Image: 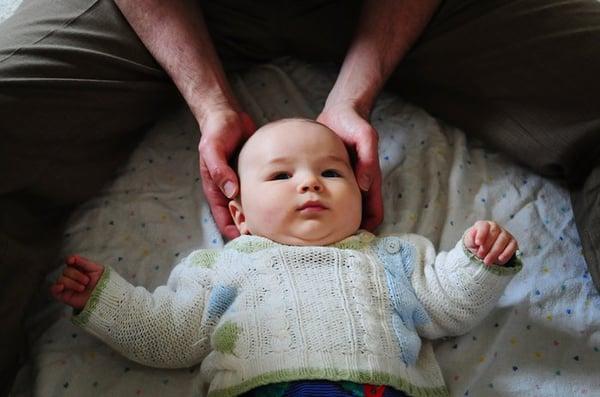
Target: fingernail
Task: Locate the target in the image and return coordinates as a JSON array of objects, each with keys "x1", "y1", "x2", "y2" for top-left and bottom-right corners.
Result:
[
  {"x1": 223, "y1": 181, "x2": 235, "y2": 198},
  {"x1": 359, "y1": 174, "x2": 372, "y2": 190}
]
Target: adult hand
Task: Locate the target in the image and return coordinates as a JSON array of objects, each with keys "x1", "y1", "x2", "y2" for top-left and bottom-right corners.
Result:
[
  {"x1": 317, "y1": 102, "x2": 383, "y2": 232},
  {"x1": 198, "y1": 108, "x2": 256, "y2": 240}
]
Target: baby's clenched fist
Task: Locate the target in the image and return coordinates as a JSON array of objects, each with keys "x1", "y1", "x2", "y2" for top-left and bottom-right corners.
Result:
[{"x1": 464, "y1": 221, "x2": 518, "y2": 266}]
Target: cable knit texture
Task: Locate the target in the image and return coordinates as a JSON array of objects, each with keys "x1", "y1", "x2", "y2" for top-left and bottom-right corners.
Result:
[{"x1": 72, "y1": 231, "x2": 522, "y2": 397}]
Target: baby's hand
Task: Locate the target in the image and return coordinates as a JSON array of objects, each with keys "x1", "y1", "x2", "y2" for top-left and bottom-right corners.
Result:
[
  {"x1": 50, "y1": 255, "x2": 104, "y2": 310},
  {"x1": 464, "y1": 221, "x2": 518, "y2": 266}
]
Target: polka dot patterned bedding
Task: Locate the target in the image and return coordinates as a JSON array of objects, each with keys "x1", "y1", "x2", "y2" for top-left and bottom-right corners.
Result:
[{"x1": 9, "y1": 59, "x2": 600, "y2": 397}]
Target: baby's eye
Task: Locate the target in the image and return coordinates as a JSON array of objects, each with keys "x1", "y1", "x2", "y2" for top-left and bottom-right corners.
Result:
[
  {"x1": 322, "y1": 169, "x2": 341, "y2": 178},
  {"x1": 271, "y1": 172, "x2": 291, "y2": 180}
]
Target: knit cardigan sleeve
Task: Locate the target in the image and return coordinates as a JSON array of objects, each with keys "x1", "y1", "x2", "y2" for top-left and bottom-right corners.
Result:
[
  {"x1": 403, "y1": 233, "x2": 522, "y2": 340},
  {"x1": 72, "y1": 249, "x2": 220, "y2": 368}
]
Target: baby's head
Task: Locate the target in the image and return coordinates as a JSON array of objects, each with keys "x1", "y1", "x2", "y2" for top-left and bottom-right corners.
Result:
[{"x1": 228, "y1": 118, "x2": 362, "y2": 246}]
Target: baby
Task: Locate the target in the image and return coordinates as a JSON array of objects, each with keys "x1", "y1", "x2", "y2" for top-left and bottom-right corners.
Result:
[{"x1": 51, "y1": 118, "x2": 521, "y2": 397}]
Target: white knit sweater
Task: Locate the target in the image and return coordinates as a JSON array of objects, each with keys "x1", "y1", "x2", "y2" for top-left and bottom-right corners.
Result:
[{"x1": 73, "y1": 231, "x2": 522, "y2": 397}]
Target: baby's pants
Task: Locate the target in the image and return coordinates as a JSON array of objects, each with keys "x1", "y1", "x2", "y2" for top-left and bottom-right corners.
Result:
[
  {"x1": 241, "y1": 380, "x2": 411, "y2": 397},
  {"x1": 1, "y1": 0, "x2": 599, "y2": 393}
]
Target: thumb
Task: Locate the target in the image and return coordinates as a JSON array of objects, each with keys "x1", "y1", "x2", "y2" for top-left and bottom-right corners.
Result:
[
  {"x1": 201, "y1": 146, "x2": 239, "y2": 199},
  {"x1": 354, "y1": 125, "x2": 379, "y2": 192},
  {"x1": 463, "y1": 227, "x2": 478, "y2": 250}
]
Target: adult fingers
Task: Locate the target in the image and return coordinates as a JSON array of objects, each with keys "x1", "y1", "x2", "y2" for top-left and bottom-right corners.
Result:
[
  {"x1": 361, "y1": 171, "x2": 384, "y2": 231},
  {"x1": 316, "y1": 108, "x2": 379, "y2": 191},
  {"x1": 199, "y1": 141, "x2": 239, "y2": 200},
  {"x1": 240, "y1": 112, "x2": 257, "y2": 138},
  {"x1": 353, "y1": 123, "x2": 380, "y2": 192},
  {"x1": 197, "y1": 110, "x2": 255, "y2": 199},
  {"x1": 200, "y1": 156, "x2": 241, "y2": 239}
]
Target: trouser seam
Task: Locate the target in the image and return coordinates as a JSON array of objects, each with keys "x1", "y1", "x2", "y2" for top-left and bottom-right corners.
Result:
[{"x1": 0, "y1": 0, "x2": 100, "y2": 64}]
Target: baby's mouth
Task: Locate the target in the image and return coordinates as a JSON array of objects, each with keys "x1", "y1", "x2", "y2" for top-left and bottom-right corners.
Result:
[{"x1": 297, "y1": 201, "x2": 328, "y2": 212}]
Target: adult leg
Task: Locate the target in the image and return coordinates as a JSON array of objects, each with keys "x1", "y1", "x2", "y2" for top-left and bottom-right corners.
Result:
[
  {"x1": 0, "y1": 0, "x2": 178, "y2": 392},
  {"x1": 392, "y1": 0, "x2": 600, "y2": 289},
  {"x1": 200, "y1": 0, "x2": 363, "y2": 68}
]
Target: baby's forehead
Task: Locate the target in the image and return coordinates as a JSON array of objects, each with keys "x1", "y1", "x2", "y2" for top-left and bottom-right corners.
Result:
[
  {"x1": 238, "y1": 118, "x2": 346, "y2": 160},
  {"x1": 253, "y1": 118, "x2": 334, "y2": 140}
]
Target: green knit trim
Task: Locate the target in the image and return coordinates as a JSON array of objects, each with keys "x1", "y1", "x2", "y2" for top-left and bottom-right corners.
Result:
[
  {"x1": 225, "y1": 231, "x2": 376, "y2": 254},
  {"x1": 225, "y1": 237, "x2": 275, "y2": 253},
  {"x1": 187, "y1": 249, "x2": 220, "y2": 268},
  {"x1": 461, "y1": 242, "x2": 523, "y2": 276},
  {"x1": 332, "y1": 231, "x2": 376, "y2": 250},
  {"x1": 207, "y1": 368, "x2": 449, "y2": 397},
  {"x1": 213, "y1": 321, "x2": 240, "y2": 354},
  {"x1": 71, "y1": 266, "x2": 113, "y2": 328}
]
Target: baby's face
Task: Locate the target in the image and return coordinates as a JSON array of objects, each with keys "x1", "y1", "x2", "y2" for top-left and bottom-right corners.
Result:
[{"x1": 229, "y1": 119, "x2": 362, "y2": 246}]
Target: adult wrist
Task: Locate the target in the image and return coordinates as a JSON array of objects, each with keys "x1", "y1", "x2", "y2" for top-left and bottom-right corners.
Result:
[
  {"x1": 322, "y1": 95, "x2": 373, "y2": 120},
  {"x1": 190, "y1": 95, "x2": 239, "y2": 128}
]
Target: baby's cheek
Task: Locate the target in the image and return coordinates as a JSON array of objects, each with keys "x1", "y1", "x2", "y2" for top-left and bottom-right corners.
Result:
[{"x1": 258, "y1": 204, "x2": 287, "y2": 225}]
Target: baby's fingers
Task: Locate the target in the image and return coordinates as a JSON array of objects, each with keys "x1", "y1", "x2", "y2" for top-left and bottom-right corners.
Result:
[
  {"x1": 484, "y1": 232, "x2": 510, "y2": 265},
  {"x1": 50, "y1": 283, "x2": 64, "y2": 299},
  {"x1": 58, "y1": 275, "x2": 86, "y2": 292},
  {"x1": 64, "y1": 267, "x2": 89, "y2": 285},
  {"x1": 474, "y1": 221, "x2": 490, "y2": 246},
  {"x1": 498, "y1": 240, "x2": 519, "y2": 265},
  {"x1": 463, "y1": 227, "x2": 478, "y2": 251},
  {"x1": 66, "y1": 255, "x2": 101, "y2": 273},
  {"x1": 479, "y1": 223, "x2": 501, "y2": 258}
]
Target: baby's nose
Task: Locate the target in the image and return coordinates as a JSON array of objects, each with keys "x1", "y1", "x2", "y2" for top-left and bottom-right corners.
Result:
[
  {"x1": 299, "y1": 175, "x2": 323, "y2": 192},
  {"x1": 301, "y1": 183, "x2": 322, "y2": 192}
]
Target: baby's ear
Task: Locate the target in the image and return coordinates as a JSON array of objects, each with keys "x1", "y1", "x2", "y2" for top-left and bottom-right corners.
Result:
[{"x1": 228, "y1": 200, "x2": 249, "y2": 235}]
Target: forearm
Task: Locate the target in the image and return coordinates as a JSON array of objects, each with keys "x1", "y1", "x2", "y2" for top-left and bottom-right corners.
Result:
[
  {"x1": 327, "y1": 0, "x2": 441, "y2": 116},
  {"x1": 73, "y1": 266, "x2": 212, "y2": 368},
  {"x1": 412, "y1": 238, "x2": 522, "y2": 338},
  {"x1": 114, "y1": 0, "x2": 237, "y2": 123}
]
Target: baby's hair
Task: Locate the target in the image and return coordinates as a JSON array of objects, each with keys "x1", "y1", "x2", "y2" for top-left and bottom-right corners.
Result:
[
  {"x1": 257, "y1": 117, "x2": 326, "y2": 131},
  {"x1": 229, "y1": 117, "x2": 357, "y2": 178}
]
